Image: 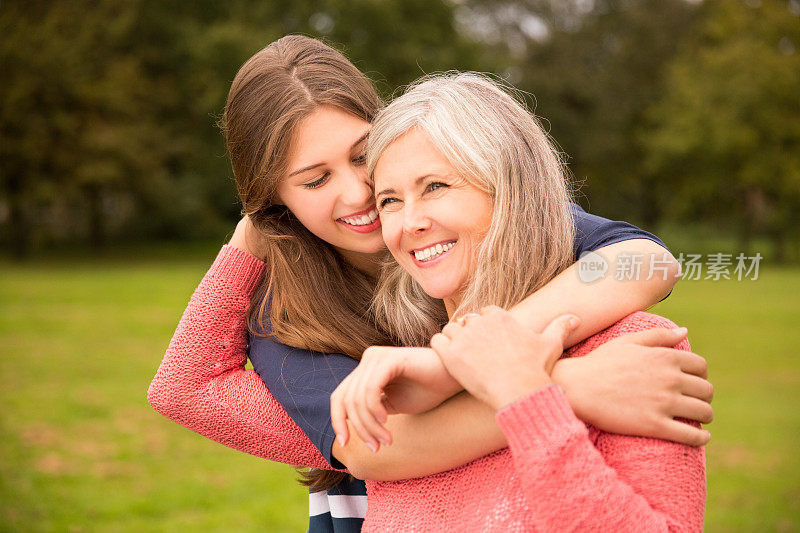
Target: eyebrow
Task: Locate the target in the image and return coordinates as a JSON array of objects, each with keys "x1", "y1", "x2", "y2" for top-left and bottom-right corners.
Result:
[
  {"x1": 375, "y1": 175, "x2": 432, "y2": 198},
  {"x1": 287, "y1": 132, "x2": 370, "y2": 177}
]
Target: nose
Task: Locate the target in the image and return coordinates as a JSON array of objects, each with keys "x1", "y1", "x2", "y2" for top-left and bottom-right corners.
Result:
[
  {"x1": 402, "y1": 200, "x2": 432, "y2": 235},
  {"x1": 339, "y1": 165, "x2": 374, "y2": 208}
]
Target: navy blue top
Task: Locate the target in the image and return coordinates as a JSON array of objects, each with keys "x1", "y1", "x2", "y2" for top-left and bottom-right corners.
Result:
[{"x1": 247, "y1": 205, "x2": 667, "y2": 532}]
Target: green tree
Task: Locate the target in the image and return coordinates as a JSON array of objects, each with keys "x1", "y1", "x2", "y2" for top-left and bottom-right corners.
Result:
[
  {"x1": 1, "y1": 0, "x2": 481, "y2": 255},
  {"x1": 644, "y1": 0, "x2": 800, "y2": 259},
  {"x1": 456, "y1": 0, "x2": 700, "y2": 227}
]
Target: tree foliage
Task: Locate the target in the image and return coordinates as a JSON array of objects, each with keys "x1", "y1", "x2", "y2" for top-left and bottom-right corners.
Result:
[
  {"x1": 0, "y1": 0, "x2": 480, "y2": 255},
  {"x1": 643, "y1": 0, "x2": 800, "y2": 256},
  {"x1": 2, "y1": 0, "x2": 798, "y2": 258}
]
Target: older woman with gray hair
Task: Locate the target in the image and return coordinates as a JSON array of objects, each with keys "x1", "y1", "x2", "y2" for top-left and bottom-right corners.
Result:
[{"x1": 331, "y1": 72, "x2": 706, "y2": 531}]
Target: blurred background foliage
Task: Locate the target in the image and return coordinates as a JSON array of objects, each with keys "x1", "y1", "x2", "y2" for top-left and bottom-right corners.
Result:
[
  {"x1": 2, "y1": 0, "x2": 799, "y2": 259},
  {"x1": 2, "y1": 2, "x2": 800, "y2": 531}
]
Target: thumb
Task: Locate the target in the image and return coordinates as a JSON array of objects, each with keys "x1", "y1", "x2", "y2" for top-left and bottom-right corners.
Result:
[{"x1": 541, "y1": 314, "x2": 581, "y2": 348}]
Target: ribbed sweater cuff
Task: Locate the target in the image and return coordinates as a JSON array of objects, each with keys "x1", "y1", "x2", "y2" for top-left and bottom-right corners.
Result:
[
  {"x1": 496, "y1": 384, "x2": 584, "y2": 450},
  {"x1": 207, "y1": 245, "x2": 266, "y2": 294}
]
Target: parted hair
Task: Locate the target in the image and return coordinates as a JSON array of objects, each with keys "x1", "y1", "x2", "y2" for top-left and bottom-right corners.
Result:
[
  {"x1": 220, "y1": 35, "x2": 389, "y2": 491},
  {"x1": 368, "y1": 72, "x2": 576, "y2": 346}
]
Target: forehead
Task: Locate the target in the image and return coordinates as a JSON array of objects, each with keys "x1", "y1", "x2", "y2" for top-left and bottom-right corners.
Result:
[
  {"x1": 373, "y1": 128, "x2": 455, "y2": 189},
  {"x1": 288, "y1": 105, "x2": 370, "y2": 169}
]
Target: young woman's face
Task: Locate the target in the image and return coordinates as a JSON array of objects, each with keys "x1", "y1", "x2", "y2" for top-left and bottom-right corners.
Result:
[
  {"x1": 278, "y1": 105, "x2": 385, "y2": 260},
  {"x1": 373, "y1": 128, "x2": 493, "y2": 311}
]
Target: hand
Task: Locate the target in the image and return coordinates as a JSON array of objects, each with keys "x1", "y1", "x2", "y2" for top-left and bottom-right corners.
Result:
[
  {"x1": 228, "y1": 215, "x2": 268, "y2": 260},
  {"x1": 551, "y1": 327, "x2": 714, "y2": 446},
  {"x1": 431, "y1": 306, "x2": 580, "y2": 410},
  {"x1": 330, "y1": 346, "x2": 461, "y2": 452}
]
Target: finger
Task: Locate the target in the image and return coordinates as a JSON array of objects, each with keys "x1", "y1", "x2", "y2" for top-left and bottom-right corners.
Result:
[
  {"x1": 359, "y1": 366, "x2": 394, "y2": 445},
  {"x1": 431, "y1": 332, "x2": 453, "y2": 351},
  {"x1": 381, "y1": 393, "x2": 399, "y2": 415},
  {"x1": 679, "y1": 374, "x2": 714, "y2": 403},
  {"x1": 616, "y1": 327, "x2": 688, "y2": 348},
  {"x1": 459, "y1": 313, "x2": 481, "y2": 326},
  {"x1": 346, "y1": 361, "x2": 392, "y2": 447},
  {"x1": 330, "y1": 376, "x2": 354, "y2": 447},
  {"x1": 344, "y1": 392, "x2": 380, "y2": 453},
  {"x1": 478, "y1": 305, "x2": 504, "y2": 315},
  {"x1": 656, "y1": 419, "x2": 711, "y2": 447},
  {"x1": 675, "y1": 350, "x2": 708, "y2": 379},
  {"x1": 672, "y1": 396, "x2": 714, "y2": 425},
  {"x1": 541, "y1": 314, "x2": 581, "y2": 347},
  {"x1": 356, "y1": 389, "x2": 392, "y2": 447},
  {"x1": 441, "y1": 320, "x2": 464, "y2": 340}
]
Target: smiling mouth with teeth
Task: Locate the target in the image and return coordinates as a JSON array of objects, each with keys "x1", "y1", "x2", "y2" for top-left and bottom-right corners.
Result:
[
  {"x1": 339, "y1": 209, "x2": 379, "y2": 226},
  {"x1": 412, "y1": 241, "x2": 457, "y2": 262}
]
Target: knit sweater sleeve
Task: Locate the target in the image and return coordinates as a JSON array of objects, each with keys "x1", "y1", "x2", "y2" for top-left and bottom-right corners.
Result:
[
  {"x1": 147, "y1": 245, "x2": 332, "y2": 469},
  {"x1": 495, "y1": 313, "x2": 706, "y2": 532}
]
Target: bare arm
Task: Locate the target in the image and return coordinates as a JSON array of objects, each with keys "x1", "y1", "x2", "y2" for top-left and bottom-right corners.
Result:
[
  {"x1": 333, "y1": 391, "x2": 505, "y2": 481},
  {"x1": 330, "y1": 242, "x2": 706, "y2": 480},
  {"x1": 510, "y1": 239, "x2": 679, "y2": 348}
]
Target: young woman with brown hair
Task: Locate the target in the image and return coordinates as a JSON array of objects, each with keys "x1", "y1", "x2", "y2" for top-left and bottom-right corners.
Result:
[{"x1": 148, "y1": 36, "x2": 712, "y2": 531}]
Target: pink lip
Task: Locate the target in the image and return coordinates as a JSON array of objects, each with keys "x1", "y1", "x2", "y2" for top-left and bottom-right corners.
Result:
[
  {"x1": 338, "y1": 217, "x2": 382, "y2": 234},
  {"x1": 336, "y1": 206, "x2": 381, "y2": 234},
  {"x1": 408, "y1": 240, "x2": 457, "y2": 268},
  {"x1": 338, "y1": 206, "x2": 376, "y2": 219}
]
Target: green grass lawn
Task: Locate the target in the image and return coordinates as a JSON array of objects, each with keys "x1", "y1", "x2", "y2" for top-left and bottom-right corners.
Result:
[{"x1": 1, "y1": 246, "x2": 798, "y2": 531}]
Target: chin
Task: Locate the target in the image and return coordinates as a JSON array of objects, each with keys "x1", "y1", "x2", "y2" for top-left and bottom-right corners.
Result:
[
  {"x1": 356, "y1": 237, "x2": 387, "y2": 254},
  {"x1": 416, "y1": 280, "x2": 459, "y2": 300}
]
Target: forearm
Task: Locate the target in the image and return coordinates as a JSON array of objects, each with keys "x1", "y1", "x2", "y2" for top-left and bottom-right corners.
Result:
[
  {"x1": 147, "y1": 245, "x2": 331, "y2": 469},
  {"x1": 509, "y1": 239, "x2": 678, "y2": 347},
  {"x1": 498, "y1": 386, "x2": 704, "y2": 532},
  {"x1": 334, "y1": 391, "x2": 506, "y2": 481}
]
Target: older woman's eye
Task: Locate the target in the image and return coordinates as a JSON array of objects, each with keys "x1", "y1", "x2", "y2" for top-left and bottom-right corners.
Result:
[
  {"x1": 352, "y1": 152, "x2": 367, "y2": 166},
  {"x1": 378, "y1": 197, "x2": 399, "y2": 209},
  {"x1": 426, "y1": 182, "x2": 448, "y2": 193}
]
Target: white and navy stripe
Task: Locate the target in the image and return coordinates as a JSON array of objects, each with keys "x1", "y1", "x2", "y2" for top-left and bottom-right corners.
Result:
[{"x1": 307, "y1": 476, "x2": 367, "y2": 533}]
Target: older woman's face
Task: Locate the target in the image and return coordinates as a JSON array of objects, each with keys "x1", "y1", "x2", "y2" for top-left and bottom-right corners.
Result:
[{"x1": 373, "y1": 128, "x2": 493, "y2": 311}]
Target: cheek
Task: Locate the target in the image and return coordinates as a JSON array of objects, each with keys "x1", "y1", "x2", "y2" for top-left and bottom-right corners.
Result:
[
  {"x1": 284, "y1": 191, "x2": 336, "y2": 229},
  {"x1": 464, "y1": 196, "x2": 493, "y2": 237},
  {"x1": 379, "y1": 213, "x2": 403, "y2": 254}
]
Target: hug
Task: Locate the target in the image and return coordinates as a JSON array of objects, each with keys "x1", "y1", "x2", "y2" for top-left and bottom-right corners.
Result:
[{"x1": 149, "y1": 35, "x2": 711, "y2": 532}]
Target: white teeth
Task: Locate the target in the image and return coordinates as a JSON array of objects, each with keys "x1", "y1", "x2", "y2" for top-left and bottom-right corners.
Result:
[
  {"x1": 413, "y1": 241, "x2": 456, "y2": 262},
  {"x1": 341, "y1": 209, "x2": 379, "y2": 226}
]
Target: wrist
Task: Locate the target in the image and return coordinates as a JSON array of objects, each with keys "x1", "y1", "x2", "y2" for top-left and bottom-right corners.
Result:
[
  {"x1": 487, "y1": 372, "x2": 553, "y2": 411},
  {"x1": 549, "y1": 358, "x2": 587, "y2": 421}
]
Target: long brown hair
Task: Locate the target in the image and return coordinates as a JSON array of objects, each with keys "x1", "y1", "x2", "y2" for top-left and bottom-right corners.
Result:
[{"x1": 220, "y1": 35, "x2": 391, "y2": 491}]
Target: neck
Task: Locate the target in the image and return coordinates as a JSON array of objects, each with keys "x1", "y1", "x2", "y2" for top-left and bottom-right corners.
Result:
[
  {"x1": 443, "y1": 293, "x2": 463, "y2": 320},
  {"x1": 336, "y1": 248, "x2": 384, "y2": 277}
]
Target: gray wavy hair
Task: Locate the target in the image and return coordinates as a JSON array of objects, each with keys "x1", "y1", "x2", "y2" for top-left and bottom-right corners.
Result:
[{"x1": 368, "y1": 72, "x2": 575, "y2": 346}]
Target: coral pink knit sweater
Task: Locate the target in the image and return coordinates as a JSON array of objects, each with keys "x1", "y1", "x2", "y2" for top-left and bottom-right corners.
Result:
[
  {"x1": 148, "y1": 245, "x2": 331, "y2": 470},
  {"x1": 149, "y1": 246, "x2": 706, "y2": 532}
]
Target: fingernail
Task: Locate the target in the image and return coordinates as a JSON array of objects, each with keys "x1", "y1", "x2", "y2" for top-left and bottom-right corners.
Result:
[
  {"x1": 378, "y1": 437, "x2": 389, "y2": 446},
  {"x1": 672, "y1": 327, "x2": 688, "y2": 335},
  {"x1": 336, "y1": 434, "x2": 346, "y2": 447},
  {"x1": 365, "y1": 442, "x2": 377, "y2": 453},
  {"x1": 569, "y1": 316, "x2": 580, "y2": 328}
]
